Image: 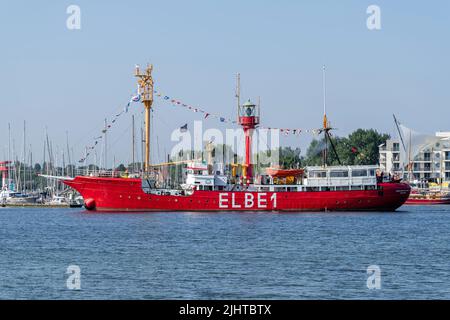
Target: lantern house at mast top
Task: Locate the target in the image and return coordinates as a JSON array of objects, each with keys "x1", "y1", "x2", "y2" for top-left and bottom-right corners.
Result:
[{"x1": 238, "y1": 99, "x2": 260, "y2": 129}]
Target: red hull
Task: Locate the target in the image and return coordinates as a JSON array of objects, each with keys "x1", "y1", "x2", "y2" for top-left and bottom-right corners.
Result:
[{"x1": 64, "y1": 177, "x2": 410, "y2": 212}]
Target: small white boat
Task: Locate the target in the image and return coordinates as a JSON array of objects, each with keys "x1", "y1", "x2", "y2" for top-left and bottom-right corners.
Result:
[
  {"x1": 46, "y1": 195, "x2": 69, "y2": 206},
  {"x1": 0, "y1": 189, "x2": 38, "y2": 205}
]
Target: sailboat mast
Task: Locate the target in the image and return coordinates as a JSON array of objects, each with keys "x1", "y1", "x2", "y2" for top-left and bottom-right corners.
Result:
[
  {"x1": 43, "y1": 137, "x2": 46, "y2": 193},
  {"x1": 13, "y1": 139, "x2": 19, "y2": 191},
  {"x1": 29, "y1": 145, "x2": 33, "y2": 192},
  {"x1": 45, "y1": 128, "x2": 52, "y2": 175},
  {"x1": 103, "y1": 118, "x2": 108, "y2": 170},
  {"x1": 392, "y1": 114, "x2": 407, "y2": 153},
  {"x1": 66, "y1": 131, "x2": 72, "y2": 177},
  {"x1": 408, "y1": 131, "x2": 412, "y2": 181},
  {"x1": 8, "y1": 123, "x2": 11, "y2": 190},
  {"x1": 84, "y1": 147, "x2": 88, "y2": 175},
  {"x1": 62, "y1": 149, "x2": 66, "y2": 178},
  {"x1": 23, "y1": 120, "x2": 26, "y2": 193}
]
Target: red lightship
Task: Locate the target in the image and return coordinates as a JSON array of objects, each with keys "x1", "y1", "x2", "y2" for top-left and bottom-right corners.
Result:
[{"x1": 62, "y1": 65, "x2": 410, "y2": 212}]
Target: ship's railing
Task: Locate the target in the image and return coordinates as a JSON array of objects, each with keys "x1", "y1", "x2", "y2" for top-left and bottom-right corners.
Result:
[
  {"x1": 305, "y1": 176, "x2": 377, "y2": 187},
  {"x1": 73, "y1": 169, "x2": 141, "y2": 178}
]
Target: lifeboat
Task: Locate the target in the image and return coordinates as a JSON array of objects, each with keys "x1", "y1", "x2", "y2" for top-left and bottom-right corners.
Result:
[{"x1": 265, "y1": 167, "x2": 304, "y2": 177}]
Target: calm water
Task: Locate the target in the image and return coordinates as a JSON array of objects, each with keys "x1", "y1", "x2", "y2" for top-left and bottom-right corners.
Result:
[{"x1": 0, "y1": 206, "x2": 449, "y2": 299}]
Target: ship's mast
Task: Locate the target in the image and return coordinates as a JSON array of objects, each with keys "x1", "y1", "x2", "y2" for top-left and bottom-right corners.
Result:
[
  {"x1": 132, "y1": 114, "x2": 136, "y2": 173},
  {"x1": 322, "y1": 65, "x2": 328, "y2": 166},
  {"x1": 236, "y1": 73, "x2": 241, "y2": 123},
  {"x1": 321, "y1": 66, "x2": 341, "y2": 166},
  {"x1": 135, "y1": 64, "x2": 154, "y2": 173}
]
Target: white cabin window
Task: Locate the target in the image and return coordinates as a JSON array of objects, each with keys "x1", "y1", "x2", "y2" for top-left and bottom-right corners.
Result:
[
  {"x1": 311, "y1": 171, "x2": 327, "y2": 178},
  {"x1": 352, "y1": 169, "x2": 367, "y2": 177},
  {"x1": 330, "y1": 170, "x2": 349, "y2": 178}
]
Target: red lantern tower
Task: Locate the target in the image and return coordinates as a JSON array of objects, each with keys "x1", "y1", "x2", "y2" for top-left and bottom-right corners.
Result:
[{"x1": 238, "y1": 99, "x2": 260, "y2": 184}]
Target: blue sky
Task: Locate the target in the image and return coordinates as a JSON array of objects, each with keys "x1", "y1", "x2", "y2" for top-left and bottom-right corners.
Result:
[{"x1": 1, "y1": 0, "x2": 449, "y2": 166}]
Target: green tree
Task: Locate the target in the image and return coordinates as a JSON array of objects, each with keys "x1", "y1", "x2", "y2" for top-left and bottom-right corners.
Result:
[
  {"x1": 34, "y1": 163, "x2": 42, "y2": 173},
  {"x1": 344, "y1": 129, "x2": 390, "y2": 165},
  {"x1": 304, "y1": 136, "x2": 345, "y2": 166},
  {"x1": 116, "y1": 164, "x2": 127, "y2": 172},
  {"x1": 304, "y1": 129, "x2": 390, "y2": 166},
  {"x1": 278, "y1": 147, "x2": 303, "y2": 168}
]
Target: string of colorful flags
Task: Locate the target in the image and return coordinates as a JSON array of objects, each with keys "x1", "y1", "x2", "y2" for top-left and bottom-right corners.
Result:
[
  {"x1": 153, "y1": 89, "x2": 238, "y2": 125},
  {"x1": 78, "y1": 93, "x2": 141, "y2": 163},
  {"x1": 153, "y1": 89, "x2": 325, "y2": 135},
  {"x1": 79, "y1": 89, "x2": 326, "y2": 163}
]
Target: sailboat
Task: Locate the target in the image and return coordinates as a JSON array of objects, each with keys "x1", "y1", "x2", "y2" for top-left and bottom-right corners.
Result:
[
  {"x1": 0, "y1": 123, "x2": 38, "y2": 206},
  {"x1": 393, "y1": 116, "x2": 450, "y2": 205}
]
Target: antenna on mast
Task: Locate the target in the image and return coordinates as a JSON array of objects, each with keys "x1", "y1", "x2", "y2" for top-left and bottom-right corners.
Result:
[
  {"x1": 236, "y1": 73, "x2": 241, "y2": 122},
  {"x1": 321, "y1": 65, "x2": 341, "y2": 166},
  {"x1": 322, "y1": 65, "x2": 328, "y2": 129},
  {"x1": 322, "y1": 65, "x2": 328, "y2": 166}
]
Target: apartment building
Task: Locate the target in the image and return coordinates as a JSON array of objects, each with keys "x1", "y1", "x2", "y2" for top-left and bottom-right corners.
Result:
[{"x1": 379, "y1": 132, "x2": 450, "y2": 182}]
